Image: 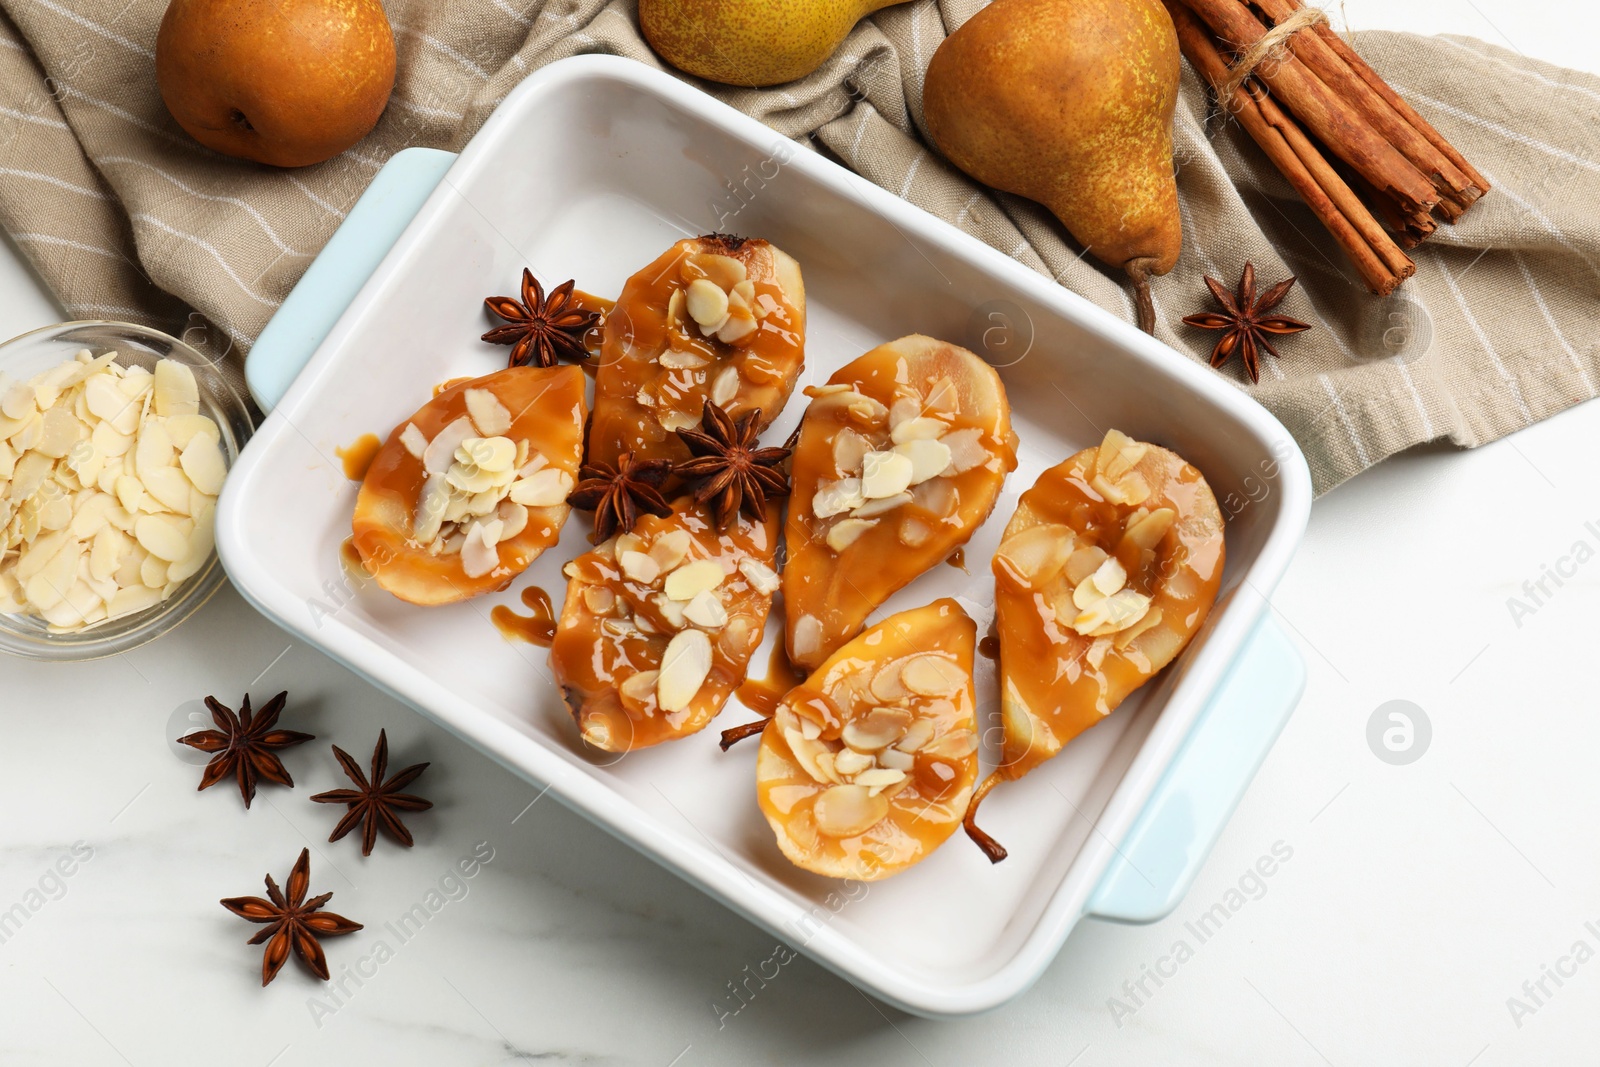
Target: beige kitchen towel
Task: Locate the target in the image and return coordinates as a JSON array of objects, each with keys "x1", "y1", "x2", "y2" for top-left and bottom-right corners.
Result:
[{"x1": 0, "y1": 0, "x2": 1595, "y2": 495}]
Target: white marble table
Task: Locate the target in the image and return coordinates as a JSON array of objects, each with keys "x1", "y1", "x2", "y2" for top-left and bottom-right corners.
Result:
[{"x1": 3, "y1": 2, "x2": 1596, "y2": 1063}]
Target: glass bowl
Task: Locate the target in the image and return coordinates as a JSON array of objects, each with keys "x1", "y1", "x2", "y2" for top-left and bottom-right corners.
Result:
[{"x1": 0, "y1": 320, "x2": 253, "y2": 660}]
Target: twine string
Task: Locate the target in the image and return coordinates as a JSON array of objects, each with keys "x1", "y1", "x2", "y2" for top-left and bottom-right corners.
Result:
[{"x1": 1216, "y1": 6, "x2": 1330, "y2": 110}]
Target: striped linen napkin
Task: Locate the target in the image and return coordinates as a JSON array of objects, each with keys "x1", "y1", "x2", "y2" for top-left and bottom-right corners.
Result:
[{"x1": 0, "y1": 0, "x2": 1595, "y2": 494}]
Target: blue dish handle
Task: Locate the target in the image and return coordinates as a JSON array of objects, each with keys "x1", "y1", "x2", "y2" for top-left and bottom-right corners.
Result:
[
  {"x1": 245, "y1": 147, "x2": 458, "y2": 412},
  {"x1": 1087, "y1": 615, "x2": 1304, "y2": 923},
  {"x1": 243, "y1": 149, "x2": 1306, "y2": 923}
]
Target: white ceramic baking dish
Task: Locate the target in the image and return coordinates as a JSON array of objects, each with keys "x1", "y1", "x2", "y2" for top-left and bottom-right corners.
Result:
[{"x1": 218, "y1": 56, "x2": 1312, "y2": 1017}]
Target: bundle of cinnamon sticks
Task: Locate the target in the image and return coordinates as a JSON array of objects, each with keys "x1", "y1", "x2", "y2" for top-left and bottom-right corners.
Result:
[{"x1": 1160, "y1": 0, "x2": 1489, "y2": 295}]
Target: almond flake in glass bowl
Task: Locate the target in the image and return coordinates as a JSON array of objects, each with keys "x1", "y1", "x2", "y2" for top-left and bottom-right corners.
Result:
[{"x1": 0, "y1": 349, "x2": 224, "y2": 634}]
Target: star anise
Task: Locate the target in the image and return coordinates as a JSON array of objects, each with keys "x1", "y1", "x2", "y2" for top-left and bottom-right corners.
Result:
[
  {"x1": 310, "y1": 730, "x2": 433, "y2": 856},
  {"x1": 481, "y1": 269, "x2": 600, "y2": 369},
  {"x1": 674, "y1": 400, "x2": 791, "y2": 529},
  {"x1": 176, "y1": 692, "x2": 314, "y2": 809},
  {"x1": 567, "y1": 451, "x2": 674, "y2": 542},
  {"x1": 221, "y1": 848, "x2": 362, "y2": 986},
  {"x1": 1181, "y1": 262, "x2": 1311, "y2": 384}
]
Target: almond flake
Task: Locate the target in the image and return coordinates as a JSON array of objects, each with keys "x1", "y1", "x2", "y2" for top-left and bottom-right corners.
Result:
[
  {"x1": 1096, "y1": 429, "x2": 1148, "y2": 482},
  {"x1": 939, "y1": 427, "x2": 989, "y2": 475},
  {"x1": 648, "y1": 529, "x2": 692, "y2": 573},
  {"x1": 153, "y1": 360, "x2": 200, "y2": 417},
  {"x1": 464, "y1": 389, "x2": 512, "y2": 437},
  {"x1": 860, "y1": 451, "x2": 913, "y2": 499},
  {"x1": 842, "y1": 709, "x2": 910, "y2": 752},
  {"x1": 413, "y1": 474, "x2": 451, "y2": 543},
  {"x1": 1121, "y1": 507, "x2": 1176, "y2": 552},
  {"x1": 710, "y1": 364, "x2": 740, "y2": 406},
  {"x1": 1064, "y1": 545, "x2": 1110, "y2": 586},
  {"x1": 489, "y1": 501, "x2": 525, "y2": 542},
  {"x1": 619, "y1": 550, "x2": 660, "y2": 585},
  {"x1": 893, "y1": 438, "x2": 952, "y2": 485},
  {"x1": 166, "y1": 413, "x2": 221, "y2": 451},
  {"x1": 135, "y1": 420, "x2": 174, "y2": 475},
  {"x1": 619, "y1": 669, "x2": 660, "y2": 709},
  {"x1": 458, "y1": 436, "x2": 517, "y2": 473},
  {"x1": 685, "y1": 278, "x2": 730, "y2": 329},
  {"x1": 1, "y1": 382, "x2": 36, "y2": 420},
  {"x1": 854, "y1": 767, "x2": 907, "y2": 796},
  {"x1": 687, "y1": 253, "x2": 747, "y2": 289},
  {"x1": 141, "y1": 466, "x2": 193, "y2": 514},
  {"x1": 900, "y1": 654, "x2": 965, "y2": 697},
  {"x1": 996, "y1": 523, "x2": 1075, "y2": 587},
  {"x1": 509, "y1": 467, "x2": 574, "y2": 508},
  {"x1": 179, "y1": 436, "x2": 226, "y2": 496},
  {"x1": 460, "y1": 521, "x2": 500, "y2": 579},
  {"x1": 664, "y1": 559, "x2": 724, "y2": 601},
  {"x1": 423, "y1": 418, "x2": 475, "y2": 475},
  {"x1": 834, "y1": 750, "x2": 874, "y2": 776},
  {"x1": 1114, "y1": 605, "x2": 1165, "y2": 649},
  {"x1": 657, "y1": 628, "x2": 713, "y2": 712},
  {"x1": 878, "y1": 747, "x2": 915, "y2": 772},
  {"x1": 850, "y1": 493, "x2": 909, "y2": 520},
  {"x1": 889, "y1": 416, "x2": 947, "y2": 444},
  {"x1": 683, "y1": 589, "x2": 728, "y2": 630},
  {"x1": 134, "y1": 514, "x2": 187, "y2": 562},
  {"x1": 811, "y1": 477, "x2": 864, "y2": 518},
  {"x1": 887, "y1": 394, "x2": 921, "y2": 430},
  {"x1": 825, "y1": 517, "x2": 876, "y2": 553},
  {"x1": 1074, "y1": 588, "x2": 1153, "y2": 637},
  {"x1": 737, "y1": 557, "x2": 779, "y2": 595},
  {"x1": 831, "y1": 428, "x2": 871, "y2": 476},
  {"x1": 812, "y1": 784, "x2": 887, "y2": 837},
  {"x1": 658, "y1": 349, "x2": 708, "y2": 370},
  {"x1": 1090, "y1": 557, "x2": 1128, "y2": 597}
]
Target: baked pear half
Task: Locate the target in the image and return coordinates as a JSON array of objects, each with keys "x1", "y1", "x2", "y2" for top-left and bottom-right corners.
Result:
[
  {"x1": 551, "y1": 500, "x2": 781, "y2": 753},
  {"x1": 352, "y1": 366, "x2": 586, "y2": 606},
  {"x1": 587, "y1": 235, "x2": 805, "y2": 471},
  {"x1": 757, "y1": 599, "x2": 979, "y2": 881},
  {"x1": 964, "y1": 429, "x2": 1226, "y2": 862},
  {"x1": 783, "y1": 334, "x2": 1016, "y2": 672}
]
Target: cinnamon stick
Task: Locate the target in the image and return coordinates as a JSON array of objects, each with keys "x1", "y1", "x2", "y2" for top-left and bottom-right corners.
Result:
[
  {"x1": 1306, "y1": 17, "x2": 1491, "y2": 198},
  {"x1": 1251, "y1": 0, "x2": 1482, "y2": 218},
  {"x1": 1177, "y1": 0, "x2": 1440, "y2": 218},
  {"x1": 1164, "y1": 0, "x2": 1414, "y2": 294}
]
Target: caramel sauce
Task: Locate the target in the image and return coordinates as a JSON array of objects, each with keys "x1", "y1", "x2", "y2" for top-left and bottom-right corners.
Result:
[
  {"x1": 549, "y1": 501, "x2": 781, "y2": 753},
  {"x1": 756, "y1": 601, "x2": 979, "y2": 881},
  {"x1": 570, "y1": 290, "x2": 616, "y2": 375},
  {"x1": 339, "y1": 536, "x2": 374, "y2": 580},
  {"x1": 977, "y1": 634, "x2": 1000, "y2": 660},
  {"x1": 491, "y1": 585, "x2": 557, "y2": 647},
  {"x1": 735, "y1": 638, "x2": 809, "y2": 719},
  {"x1": 335, "y1": 433, "x2": 383, "y2": 482},
  {"x1": 945, "y1": 547, "x2": 966, "y2": 571},
  {"x1": 351, "y1": 367, "x2": 588, "y2": 606},
  {"x1": 587, "y1": 237, "x2": 806, "y2": 472},
  {"x1": 783, "y1": 336, "x2": 1018, "y2": 672},
  {"x1": 433, "y1": 376, "x2": 477, "y2": 398},
  {"x1": 991, "y1": 444, "x2": 1225, "y2": 783}
]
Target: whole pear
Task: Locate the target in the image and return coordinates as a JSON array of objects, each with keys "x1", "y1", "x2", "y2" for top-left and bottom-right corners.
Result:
[
  {"x1": 923, "y1": 0, "x2": 1182, "y2": 332},
  {"x1": 156, "y1": 0, "x2": 395, "y2": 168},
  {"x1": 640, "y1": 0, "x2": 908, "y2": 87}
]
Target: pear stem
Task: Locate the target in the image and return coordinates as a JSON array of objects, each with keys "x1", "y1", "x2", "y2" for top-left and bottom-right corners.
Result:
[
  {"x1": 1126, "y1": 259, "x2": 1157, "y2": 335},
  {"x1": 718, "y1": 718, "x2": 768, "y2": 751},
  {"x1": 962, "y1": 772, "x2": 1009, "y2": 864}
]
